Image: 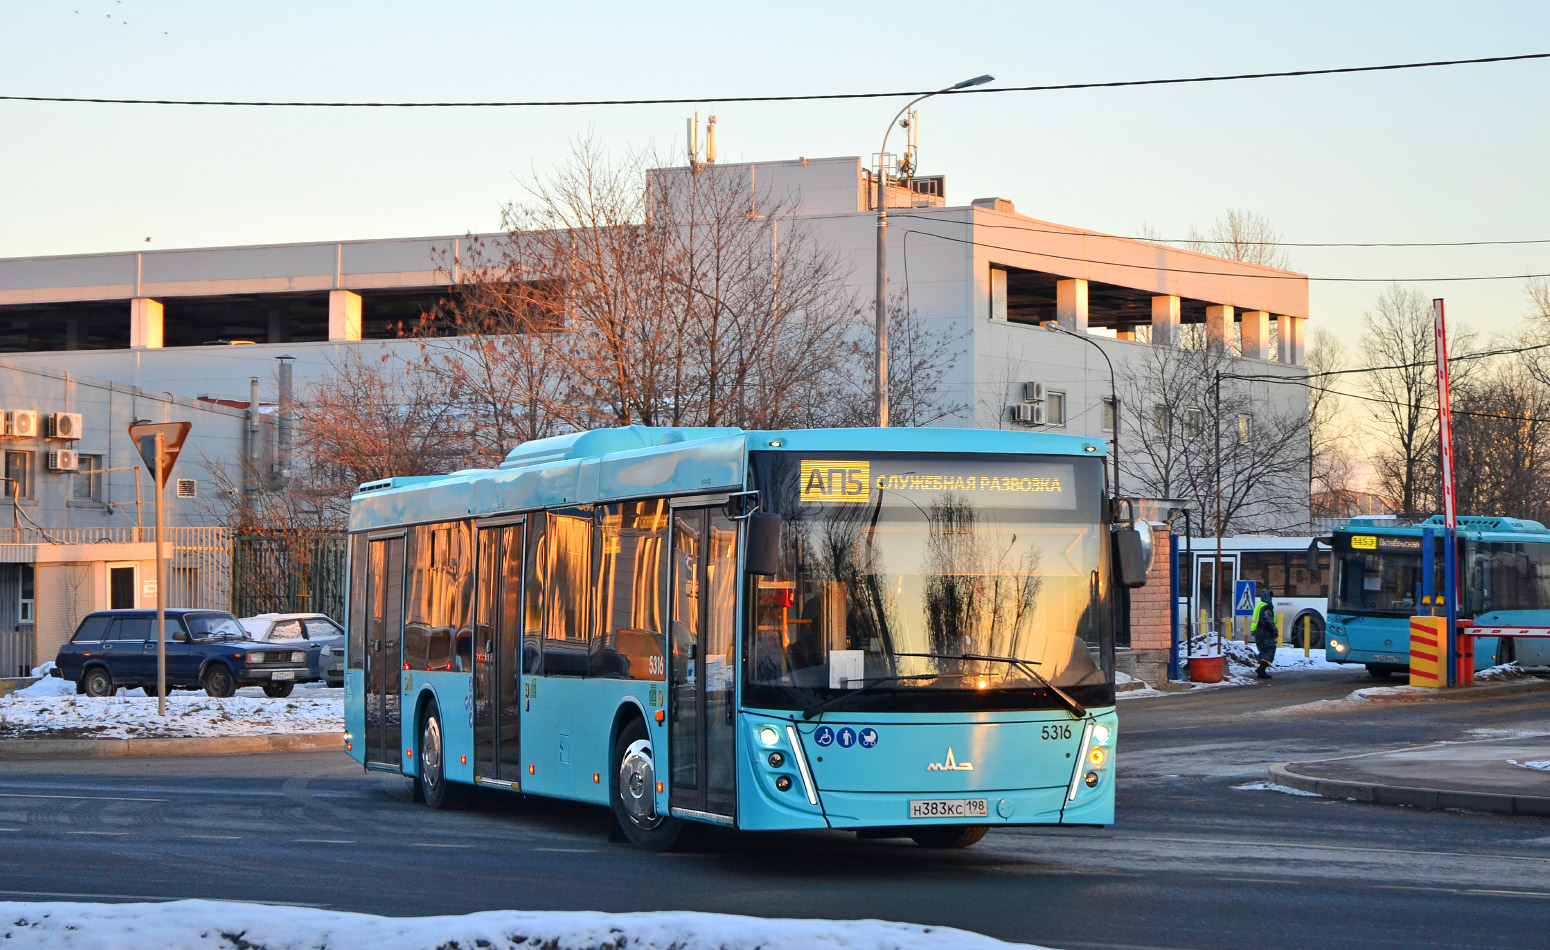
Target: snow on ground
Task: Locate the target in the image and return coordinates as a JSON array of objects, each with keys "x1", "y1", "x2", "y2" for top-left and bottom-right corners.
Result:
[
  {"x1": 0, "y1": 901, "x2": 1048, "y2": 950},
  {"x1": 1231, "y1": 781, "x2": 1323, "y2": 797},
  {"x1": 0, "y1": 682, "x2": 341, "y2": 739},
  {"x1": 1507, "y1": 759, "x2": 1550, "y2": 772}
]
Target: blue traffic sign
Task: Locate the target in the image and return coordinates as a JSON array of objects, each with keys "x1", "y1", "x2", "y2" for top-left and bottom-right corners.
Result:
[
  {"x1": 837, "y1": 727, "x2": 857, "y2": 748},
  {"x1": 814, "y1": 726, "x2": 835, "y2": 747},
  {"x1": 858, "y1": 728, "x2": 878, "y2": 749},
  {"x1": 1234, "y1": 579, "x2": 1258, "y2": 616}
]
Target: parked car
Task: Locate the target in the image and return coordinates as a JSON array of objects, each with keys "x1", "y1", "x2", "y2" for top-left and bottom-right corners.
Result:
[
  {"x1": 53, "y1": 609, "x2": 310, "y2": 698},
  {"x1": 238, "y1": 613, "x2": 345, "y2": 687}
]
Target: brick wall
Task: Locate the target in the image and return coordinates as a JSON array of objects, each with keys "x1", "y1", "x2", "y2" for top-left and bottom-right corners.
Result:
[{"x1": 1127, "y1": 529, "x2": 1175, "y2": 652}]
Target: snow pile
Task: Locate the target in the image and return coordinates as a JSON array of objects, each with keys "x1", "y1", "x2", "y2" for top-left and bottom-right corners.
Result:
[
  {"x1": 1507, "y1": 759, "x2": 1550, "y2": 772},
  {"x1": 1231, "y1": 781, "x2": 1322, "y2": 797},
  {"x1": 1475, "y1": 662, "x2": 1531, "y2": 682},
  {"x1": 0, "y1": 901, "x2": 1046, "y2": 950},
  {"x1": 0, "y1": 686, "x2": 342, "y2": 739}
]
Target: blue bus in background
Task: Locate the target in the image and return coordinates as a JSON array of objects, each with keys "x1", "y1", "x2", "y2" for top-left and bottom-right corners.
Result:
[
  {"x1": 343, "y1": 425, "x2": 1144, "y2": 850},
  {"x1": 1326, "y1": 515, "x2": 1550, "y2": 676}
]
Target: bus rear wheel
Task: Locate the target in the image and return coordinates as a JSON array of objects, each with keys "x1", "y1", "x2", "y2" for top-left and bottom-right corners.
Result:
[
  {"x1": 1289, "y1": 613, "x2": 1325, "y2": 649},
  {"x1": 910, "y1": 825, "x2": 989, "y2": 849},
  {"x1": 611, "y1": 718, "x2": 683, "y2": 851}
]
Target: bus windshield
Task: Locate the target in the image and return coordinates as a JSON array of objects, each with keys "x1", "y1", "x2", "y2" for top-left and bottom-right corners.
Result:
[
  {"x1": 744, "y1": 452, "x2": 1113, "y2": 713},
  {"x1": 1330, "y1": 534, "x2": 1440, "y2": 617}
]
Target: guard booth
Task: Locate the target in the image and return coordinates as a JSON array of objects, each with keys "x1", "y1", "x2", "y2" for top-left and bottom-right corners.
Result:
[{"x1": 0, "y1": 540, "x2": 170, "y2": 675}]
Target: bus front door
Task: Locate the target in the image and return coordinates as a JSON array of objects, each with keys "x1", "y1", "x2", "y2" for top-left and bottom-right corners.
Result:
[
  {"x1": 364, "y1": 535, "x2": 405, "y2": 769},
  {"x1": 668, "y1": 505, "x2": 739, "y2": 821},
  {"x1": 473, "y1": 521, "x2": 525, "y2": 785}
]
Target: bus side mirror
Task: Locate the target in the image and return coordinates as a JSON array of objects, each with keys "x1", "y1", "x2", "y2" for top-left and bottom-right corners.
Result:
[
  {"x1": 1113, "y1": 521, "x2": 1153, "y2": 588},
  {"x1": 745, "y1": 514, "x2": 783, "y2": 576},
  {"x1": 1306, "y1": 538, "x2": 1325, "y2": 572}
]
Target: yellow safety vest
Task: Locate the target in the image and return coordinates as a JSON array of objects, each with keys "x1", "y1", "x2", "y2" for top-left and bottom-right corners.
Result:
[{"x1": 1251, "y1": 600, "x2": 1270, "y2": 629}]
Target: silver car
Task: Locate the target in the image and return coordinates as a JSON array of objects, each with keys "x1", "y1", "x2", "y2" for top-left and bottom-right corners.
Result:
[{"x1": 238, "y1": 613, "x2": 345, "y2": 687}]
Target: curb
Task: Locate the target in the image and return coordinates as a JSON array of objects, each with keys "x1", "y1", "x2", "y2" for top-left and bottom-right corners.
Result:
[
  {"x1": 0, "y1": 733, "x2": 345, "y2": 759},
  {"x1": 1269, "y1": 761, "x2": 1550, "y2": 818}
]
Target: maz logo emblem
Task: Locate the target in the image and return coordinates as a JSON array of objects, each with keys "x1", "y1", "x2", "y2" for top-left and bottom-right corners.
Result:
[{"x1": 926, "y1": 747, "x2": 974, "y2": 771}]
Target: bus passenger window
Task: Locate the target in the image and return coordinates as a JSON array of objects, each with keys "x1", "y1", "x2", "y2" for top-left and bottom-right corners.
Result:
[
  {"x1": 542, "y1": 511, "x2": 593, "y2": 676},
  {"x1": 590, "y1": 500, "x2": 668, "y2": 680}
]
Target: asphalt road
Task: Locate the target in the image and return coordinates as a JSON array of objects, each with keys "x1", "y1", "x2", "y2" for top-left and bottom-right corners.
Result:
[{"x1": 3, "y1": 669, "x2": 1549, "y2": 950}]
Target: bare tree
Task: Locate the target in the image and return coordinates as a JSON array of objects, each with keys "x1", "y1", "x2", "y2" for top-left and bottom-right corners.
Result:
[
  {"x1": 1185, "y1": 209, "x2": 1292, "y2": 270},
  {"x1": 1118, "y1": 340, "x2": 1308, "y2": 533},
  {"x1": 1451, "y1": 360, "x2": 1550, "y2": 523},
  {"x1": 1357, "y1": 285, "x2": 1480, "y2": 517},
  {"x1": 420, "y1": 139, "x2": 917, "y2": 443},
  {"x1": 1305, "y1": 326, "x2": 1357, "y2": 526}
]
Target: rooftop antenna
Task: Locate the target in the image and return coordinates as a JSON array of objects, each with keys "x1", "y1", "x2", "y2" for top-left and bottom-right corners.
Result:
[
  {"x1": 899, "y1": 109, "x2": 919, "y2": 180},
  {"x1": 686, "y1": 113, "x2": 700, "y2": 169},
  {"x1": 704, "y1": 115, "x2": 717, "y2": 165}
]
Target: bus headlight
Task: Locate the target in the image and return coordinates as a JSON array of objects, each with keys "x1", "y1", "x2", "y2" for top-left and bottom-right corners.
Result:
[
  {"x1": 1331, "y1": 639, "x2": 1348, "y2": 654},
  {"x1": 758, "y1": 726, "x2": 781, "y2": 747},
  {"x1": 1093, "y1": 724, "x2": 1111, "y2": 744}
]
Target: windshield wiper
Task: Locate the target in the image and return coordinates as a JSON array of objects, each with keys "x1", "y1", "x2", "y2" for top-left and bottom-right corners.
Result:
[
  {"x1": 801, "y1": 673, "x2": 948, "y2": 720},
  {"x1": 894, "y1": 652, "x2": 1087, "y2": 719}
]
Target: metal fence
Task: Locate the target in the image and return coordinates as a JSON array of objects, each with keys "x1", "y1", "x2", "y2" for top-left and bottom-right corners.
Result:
[
  {"x1": 232, "y1": 534, "x2": 348, "y2": 621},
  {"x1": 0, "y1": 630, "x2": 35, "y2": 678}
]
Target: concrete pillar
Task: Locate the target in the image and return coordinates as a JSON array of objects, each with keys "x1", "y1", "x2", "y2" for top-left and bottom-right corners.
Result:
[
  {"x1": 989, "y1": 268, "x2": 1007, "y2": 322},
  {"x1": 1277, "y1": 315, "x2": 1305, "y2": 365},
  {"x1": 1205, "y1": 305, "x2": 1234, "y2": 350},
  {"x1": 1117, "y1": 328, "x2": 1136, "y2": 341},
  {"x1": 1056, "y1": 278, "x2": 1088, "y2": 334},
  {"x1": 130, "y1": 298, "x2": 163, "y2": 349},
  {"x1": 1240, "y1": 310, "x2": 1270, "y2": 360},
  {"x1": 1151, "y1": 295, "x2": 1180, "y2": 346},
  {"x1": 329, "y1": 290, "x2": 363, "y2": 342}
]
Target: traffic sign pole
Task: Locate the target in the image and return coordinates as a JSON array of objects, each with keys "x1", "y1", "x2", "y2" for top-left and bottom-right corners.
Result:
[
  {"x1": 155, "y1": 432, "x2": 166, "y2": 717},
  {"x1": 126, "y1": 421, "x2": 190, "y2": 717}
]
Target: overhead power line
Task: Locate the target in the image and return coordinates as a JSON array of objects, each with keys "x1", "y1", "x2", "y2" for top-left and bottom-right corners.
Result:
[
  {"x1": 900, "y1": 227, "x2": 1550, "y2": 283},
  {"x1": 2, "y1": 52, "x2": 1546, "y2": 108}
]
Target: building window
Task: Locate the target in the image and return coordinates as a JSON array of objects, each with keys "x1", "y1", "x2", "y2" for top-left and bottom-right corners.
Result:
[
  {"x1": 73, "y1": 454, "x2": 103, "y2": 503},
  {"x1": 1102, "y1": 399, "x2": 1116, "y2": 432},
  {"x1": 1183, "y1": 408, "x2": 1204, "y2": 439},
  {"x1": 19, "y1": 565, "x2": 34, "y2": 625},
  {"x1": 1238, "y1": 414, "x2": 1254, "y2": 444},
  {"x1": 2, "y1": 451, "x2": 31, "y2": 499},
  {"x1": 1152, "y1": 405, "x2": 1170, "y2": 435},
  {"x1": 1046, "y1": 391, "x2": 1067, "y2": 427}
]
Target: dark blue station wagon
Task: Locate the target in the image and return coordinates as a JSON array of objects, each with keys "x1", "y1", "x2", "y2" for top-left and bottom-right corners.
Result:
[{"x1": 54, "y1": 609, "x2": 311, "y2": 698}]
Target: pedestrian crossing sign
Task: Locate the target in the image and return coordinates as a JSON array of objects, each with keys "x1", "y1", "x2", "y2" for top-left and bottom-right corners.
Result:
[{"x1": 1234, "y1": 580, "x2": 1257, "y2": 616}]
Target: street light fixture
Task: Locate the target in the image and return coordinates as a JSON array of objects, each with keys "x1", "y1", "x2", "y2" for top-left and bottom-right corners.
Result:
[
  {"x1": 874, "y1": 73, "x2": 993, "y2": 427},
  {"x1": 1045, "y1": 321, "x2": 1120, "y2": 497}
]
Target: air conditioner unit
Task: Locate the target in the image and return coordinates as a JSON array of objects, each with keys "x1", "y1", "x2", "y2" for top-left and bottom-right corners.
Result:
[
  {"x1": 1010, "y1": 403, "x2": 1045, "y2": 425},
  {"x1": 48, "y1": 449, "x2": 79, "y2": 472},
  {"x1": 6, "y1": 409, "x2": 38, "y2": 439},
  {"x1": 1022, "y1": 382, "x2": 1045, "y2": 404},
  {"x1": 47, "y1": 412, "x2": 83, "y2": 440}
]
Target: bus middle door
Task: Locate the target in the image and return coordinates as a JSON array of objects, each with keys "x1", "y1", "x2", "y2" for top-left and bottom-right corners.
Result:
[
  {"x1": 668, "y1": 504, "x2": 739, "y2": 822},
  {"x1": 473, "y1": 520, "x2": 525, "y2": 786}
]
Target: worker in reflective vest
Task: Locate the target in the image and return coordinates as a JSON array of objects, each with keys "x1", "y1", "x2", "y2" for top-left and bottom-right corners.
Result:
[{"x1": 1251, "y1": 589, "x2": 1278, "y2": 679}]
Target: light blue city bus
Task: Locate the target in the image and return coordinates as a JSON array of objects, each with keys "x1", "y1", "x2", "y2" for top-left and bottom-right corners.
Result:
[
  {"x1": 343, "y1": 425, "x2": 1146, "y2": 850},
  {"x1": 1326, "y1": 515, "x2": 1550, "y2": 676}
]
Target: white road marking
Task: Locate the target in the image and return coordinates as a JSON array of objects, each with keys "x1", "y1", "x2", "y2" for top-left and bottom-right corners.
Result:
[
  {"x1": 409, "y1": 842, "x2": 474, "y2": 849},
  {"x1": 0, "y1": 792, "x2": 165, "y2": 802},
  {"x1": 180, "y1": 834, "x2": 242, "y2": 840},
  {"x1": 1466, "y1": 888, "x2": 1550, "y2": 899},
  {"x1": 531, "y1": 847, "x2": 596, "y2": 853},
  {"x1": 294, "y1": 838, "x2": 355, "y2": 844},
  {"x1": 64, "y1": 831, "x2": 130, "y2": 836}
]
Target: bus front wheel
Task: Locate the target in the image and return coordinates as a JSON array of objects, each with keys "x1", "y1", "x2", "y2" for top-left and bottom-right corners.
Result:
[
  {"x1": 416, "y1": 703, "x2": 470, "y2": 810},
  {"x1": 611, "y1": 718, "x2": 683, "y2": 851},
  {"x1": 910, "y1": 825, "x2": 989, "y2": 849}
]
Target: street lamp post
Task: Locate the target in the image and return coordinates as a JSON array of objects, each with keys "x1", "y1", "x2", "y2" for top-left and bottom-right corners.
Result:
[
  {"x1": 875, "y1": 73, "x2": 993, "y2": 427},
  {"x1": 1046, "y1": 321, "x2": 1120, "y2": 497}
]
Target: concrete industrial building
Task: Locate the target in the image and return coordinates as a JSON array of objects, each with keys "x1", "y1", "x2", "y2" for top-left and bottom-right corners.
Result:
[{"x1": 0, "y1": 155, "x2": 1312, "y2": 683}]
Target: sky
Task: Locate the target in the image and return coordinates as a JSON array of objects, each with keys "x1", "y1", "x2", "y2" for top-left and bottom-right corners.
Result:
[{"x1": 1, "y1": 0, "x2": 1548, "y2": 364}]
